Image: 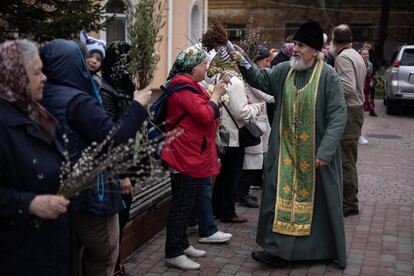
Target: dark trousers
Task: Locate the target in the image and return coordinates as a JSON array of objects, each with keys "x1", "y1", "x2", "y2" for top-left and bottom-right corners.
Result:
[
  {"x1": 238, "y1": 169, "x2": 262, "y2": 199},
  {"x1": 370, "y1": 85, "x2": 376, "y2": 107},
  {"x1": 341, "y1": 106, "x2": 363, "y2": 211},
  {"x1": 165, "y1": 173, "x2": 198, "y2": 258},
  {"x1": 266, "y1": 102, "x2": 276, "y2": 125},
  {"x1": 115, "y1": 193, "x2": 132, "y2": 272},
  {"x1": 212, "y1": 147, "x2": 244, "y2": 219},
  {"x1": 73, "y1": 213, "x2": 119, "y2": 276}
]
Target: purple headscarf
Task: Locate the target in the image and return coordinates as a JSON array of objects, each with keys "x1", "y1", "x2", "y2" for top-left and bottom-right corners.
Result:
[{"x1": 281, "y1": 43, "x2": 294, "y2": 58}]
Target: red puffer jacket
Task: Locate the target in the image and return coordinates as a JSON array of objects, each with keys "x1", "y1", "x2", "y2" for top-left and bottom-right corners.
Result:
[{"x1": 161, "y1": 74, "x2": 220, "y2": 178}]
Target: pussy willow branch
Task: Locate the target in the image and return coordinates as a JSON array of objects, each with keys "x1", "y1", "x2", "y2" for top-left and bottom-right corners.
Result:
[{"x1": 57, "y1": 125, "x2": 182, "y2": 199}]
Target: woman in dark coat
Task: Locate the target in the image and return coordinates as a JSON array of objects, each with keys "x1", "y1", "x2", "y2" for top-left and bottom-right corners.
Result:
[
  {"x1": 0, "y1": 40, "x2": 70, "y2": 275},
  {"x1": 101, "y1": 41, "x2": 135, "y2": 121},
  {"x1": 40, "y1": 39, "x2": 152, "y2": 276},
  {"x1": 100, "y1": 41, "x2": 136, "y2": 275}
]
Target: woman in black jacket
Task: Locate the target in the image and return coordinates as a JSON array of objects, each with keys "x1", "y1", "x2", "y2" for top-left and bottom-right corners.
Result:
[
  {"x1": 100, "y1": 41, "x2": 136, "y2": 276},
  {"x1": 0, "y1": 40, "x2": 70, "y2": 275},
  {"x1": 101, "y1": 41, "x2": 135, "y2": 121}
]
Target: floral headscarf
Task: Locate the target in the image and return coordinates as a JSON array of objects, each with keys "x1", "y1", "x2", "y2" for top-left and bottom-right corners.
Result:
[
  {"x1": 167, "y1": 46, "x2": 207, "y2": 80},
  {"x1": 0, "y1": 41, "x2": 31, "y2": 103},
  {"x1": 0, "y1": 40, "x2": 58, "y2": 140}
]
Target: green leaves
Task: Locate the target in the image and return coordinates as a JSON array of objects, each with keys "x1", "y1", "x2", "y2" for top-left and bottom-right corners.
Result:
[
  {"x1": 125, "y1": 0, "x2": 164, "y2": 89},
  {"x1": 0, "y1": 0, "x2": 107, "y2": 43},
  {"x1": 373, "y1": 71, "x2": 385, "y2": 97}
]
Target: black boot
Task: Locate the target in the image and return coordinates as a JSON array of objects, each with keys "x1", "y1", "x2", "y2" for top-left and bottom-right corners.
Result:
[
  {"x1": 343, "y1": 208, "x2": 359, "y2": 217},
  {"x1": 239, "y1": 195, "x2": 259, "y2": 208},
  {"x1": 251, "y1": 251, "x2": 288, "y2": 267}
]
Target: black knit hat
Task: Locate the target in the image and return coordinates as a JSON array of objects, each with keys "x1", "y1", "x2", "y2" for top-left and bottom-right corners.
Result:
[
  {"x1": 252, "y1": 45, "x2": 270, "y2": 63},
  {"x1": 292, "y1": 21, "x2": 324, "y2": 51}
]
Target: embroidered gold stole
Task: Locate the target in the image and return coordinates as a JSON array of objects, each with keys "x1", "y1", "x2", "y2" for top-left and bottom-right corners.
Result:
[{"x1": 272, "y1": 59, "x2": 323, "y2": 236}]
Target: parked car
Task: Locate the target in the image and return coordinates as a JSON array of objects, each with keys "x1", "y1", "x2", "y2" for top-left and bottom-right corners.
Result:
[{"x1": 383, "y1": 45, "x2": 414, "y2": 115}]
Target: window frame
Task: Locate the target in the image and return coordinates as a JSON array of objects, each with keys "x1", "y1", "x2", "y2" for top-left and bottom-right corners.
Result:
[
  {"x1": 188, "y1": 0, "x2": 203, "y2": 46},
  {"x1": 100, "y1": 0, "x2": 133, "y2": 43}
]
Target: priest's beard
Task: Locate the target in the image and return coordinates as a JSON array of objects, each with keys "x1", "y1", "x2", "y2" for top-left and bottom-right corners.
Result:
[{"x1": 290, "y1": 56, "x2": 307, "y2": 71}]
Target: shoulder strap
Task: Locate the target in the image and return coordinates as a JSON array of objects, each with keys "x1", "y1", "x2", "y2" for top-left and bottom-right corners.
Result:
[
  {"x1": 222, "y1": 102, "x2": 240, "y2": 130},
  {"x1": 160, "y1": 83, "x2": 200, "y2": 130},
  {"x1": 161, "y1": 84, "x2": 200, "y2": 96}
]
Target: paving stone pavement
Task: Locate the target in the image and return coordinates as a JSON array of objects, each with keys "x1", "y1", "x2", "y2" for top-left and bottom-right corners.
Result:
[{"x1": 124, "y1": 101, "x2": 414, "y2": 275}]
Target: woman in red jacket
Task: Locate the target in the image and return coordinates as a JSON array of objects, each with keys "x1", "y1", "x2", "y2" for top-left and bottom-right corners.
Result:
[{"x1": 162, "y1": 47, "x2": 230, "y2": 271}]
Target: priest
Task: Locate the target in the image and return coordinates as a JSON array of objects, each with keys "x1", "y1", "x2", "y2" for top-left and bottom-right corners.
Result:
[{"x1": 229, "y1": 21, "x2": 348, "y2": 269}]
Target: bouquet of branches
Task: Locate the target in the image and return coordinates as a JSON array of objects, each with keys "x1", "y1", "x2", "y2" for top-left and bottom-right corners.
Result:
[
  {"x1": 125, "y1": 0, "x2": 165, "y2": 90},
  {"x1": 240, "y1": 16, "x2": 268, "y2": 62},
  {"x1": 201, "y1": 20, "x2": 228, "y2": 52},
  {"x1": 57, "y1": 125, "x2": 182, "y2": 199},
  {"x1": 201, "y1": 20, "x2": 244, "y2": 75},
  {"x1": 31, "y1": 125, "x2": 181, "y2": 227}
]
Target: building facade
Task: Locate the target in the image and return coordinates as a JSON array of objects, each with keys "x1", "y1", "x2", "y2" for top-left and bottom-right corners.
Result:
[
  {"x1": 95, "y1": 0, "x2": 208, "y2": 89},
  {"x1": 209, "y1": 0, "x2": 414, "y2": 64}
]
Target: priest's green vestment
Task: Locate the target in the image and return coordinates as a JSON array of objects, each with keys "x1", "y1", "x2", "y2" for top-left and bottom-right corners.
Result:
[{"x1": 240, "y1": 60, "x2": 348, "y2": 268}]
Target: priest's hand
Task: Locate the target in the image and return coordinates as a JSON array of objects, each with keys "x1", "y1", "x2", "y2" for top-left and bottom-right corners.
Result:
[
  {"x1": 315, "y1": 158, "x2": 328, "y2": 168},
  {"x1": 233, "y1": 44, "x2": 247, "y2": 56}
]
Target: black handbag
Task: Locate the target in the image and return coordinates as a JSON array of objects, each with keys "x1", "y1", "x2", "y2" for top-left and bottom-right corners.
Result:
[{"x1": 222, "y1": 103, "x2": 263, "y2": 147}]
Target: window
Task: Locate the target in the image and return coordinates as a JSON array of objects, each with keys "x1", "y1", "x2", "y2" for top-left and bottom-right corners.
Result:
[
  {"x1": 349, "y1": 24, "x2": 374, "y2": 43},
  {"x1": 189, "y1": 3, "x2": 202, "y2": 45},
  {"x1": 285, "y1": 23, "x2": 302, "y2": 42},
  {"x1": 104, "y1": 0, "x2": 127, "y2": 42},
  {"x1": 226, "y1": 24, "x2": 245, "y2": 44},
  {"x1": 398, "y1": 27, "x2": 414, "y2": 44},
  {"x1": 401, "y1": 49, "x2": 414, "y2": 66}
]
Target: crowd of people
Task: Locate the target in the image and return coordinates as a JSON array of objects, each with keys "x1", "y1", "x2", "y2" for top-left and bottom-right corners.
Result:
[{"x1": 0, "y1": 20, "x2": 377, "y2": 275}]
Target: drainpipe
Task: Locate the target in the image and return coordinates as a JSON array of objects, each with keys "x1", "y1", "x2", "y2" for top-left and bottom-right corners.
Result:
[
  {"x1": 204, "y1": 0, "x2": 208, "y2": 32},
  {"x1": 167, "y1": 0, "x2": 173, "y2": 72}
]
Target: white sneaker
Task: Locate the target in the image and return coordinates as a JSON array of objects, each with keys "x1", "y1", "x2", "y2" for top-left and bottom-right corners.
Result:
[
  {"x1": 165, "y1": 255, "x2": 200, "y2": 270},
  {"x1": 358, "y1": 136, "x2": 369, "y2": 145},
  {"x1": 183, "y1": 245, "x2": 206, "y2": 258},
  {"x1": 198, "y1": 231, "x2": 232, "y2": 243}
]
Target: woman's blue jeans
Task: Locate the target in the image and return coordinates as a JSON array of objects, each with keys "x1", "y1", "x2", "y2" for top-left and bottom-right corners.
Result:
[{"x1": 196, "y1": 177, "x2": 218, "y2": 238}]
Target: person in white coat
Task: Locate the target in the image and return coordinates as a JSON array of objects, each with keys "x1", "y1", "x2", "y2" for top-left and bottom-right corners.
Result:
[
  {"x1": 237, "y1": 45, "x2": 274, "y2": 208},
  {"x1": 211, "y1": 64, "x2": 263, "y2": 223}
]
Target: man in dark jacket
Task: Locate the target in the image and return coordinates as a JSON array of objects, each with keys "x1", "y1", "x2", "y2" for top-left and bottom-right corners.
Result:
[{"x1": 40, "y1": 39, "x2": 151, "y2": 276}]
